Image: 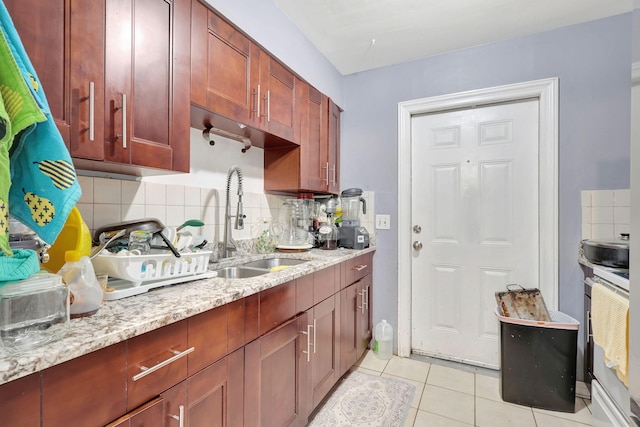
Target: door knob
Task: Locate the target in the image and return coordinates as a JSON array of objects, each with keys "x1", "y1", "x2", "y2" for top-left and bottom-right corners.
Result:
[
  {"x1": 413, "y1": 241, "x2": 423, "y2": 250},
  {"x1": 413, "y1": 225, "x2": 422, "y2": 233}
]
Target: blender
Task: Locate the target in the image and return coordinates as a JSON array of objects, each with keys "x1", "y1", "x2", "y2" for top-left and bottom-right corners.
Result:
[{"x1": 338, "y1": 188, "x2": 370, "y2": 249}]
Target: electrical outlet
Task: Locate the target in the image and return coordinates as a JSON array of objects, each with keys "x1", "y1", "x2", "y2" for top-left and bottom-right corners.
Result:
[{"x1": 375, "y1": 214, "x2": 391, "y2": 230}]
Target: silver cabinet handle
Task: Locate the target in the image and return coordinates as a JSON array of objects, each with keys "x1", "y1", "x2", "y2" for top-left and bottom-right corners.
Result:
[
  {"x1": 312, "y1": 318, "x2": 317, "y2": 354},
  {"x1": 364, "y1": 286, "x2": 369, "y2": 311},
  {"x1": 353, "y1": 264, "x2": 368, "y2": 272},
  {"x1": 301, "y1": 324, "x2": 313, "y2": 362},
  {"x1": 266, "y1": 90, "x2": 271, "y2": 122},
  {"x1": 88, "y1": 81, "x2": 95, "y2": 141},
  {"x1": 170, "y1": 405, "x2": 185, "y2": 427},
  {"x1": 116, "y1": 93, "x2": 127, "y2": 148},
  {"x1": 132, "y1": 347, "x2": 194, "y2": 381},
  {"x1": 358, "y1": 289, "x2": 366, "y2": 314},
  {"x1": 323, "y1": 162, "x2": 329, "y2": 185},
  {"x1": 413, "y1": 241, "x2": 423, "y2": 251},
  {"x1": 586, "y1": 310, "x2": 591, "y2": 343},
  {"x1": 256, "y1": 84, "x2": 261, "y2": 119}
]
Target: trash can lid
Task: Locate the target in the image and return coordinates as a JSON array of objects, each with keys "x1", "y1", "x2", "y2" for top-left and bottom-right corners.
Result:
[{"x1": 494, "y1": 307, "x2": 580, "y2": 330}]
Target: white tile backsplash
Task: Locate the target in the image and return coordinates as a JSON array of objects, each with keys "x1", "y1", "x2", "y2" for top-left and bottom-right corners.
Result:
[
  {"x1": 78, "y1": 176, "x2": 376, "y2": 248},
  {"x1": 581, "y1": 189, "x2": 629, "y2": 240}
]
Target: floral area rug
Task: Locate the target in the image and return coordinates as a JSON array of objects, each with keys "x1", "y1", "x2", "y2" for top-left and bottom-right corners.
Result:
[{"x1": 308, "y1": 370, "x2": 415, "y2": 427}]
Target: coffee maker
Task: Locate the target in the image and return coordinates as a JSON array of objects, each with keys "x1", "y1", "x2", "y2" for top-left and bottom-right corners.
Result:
[{"x1": 338, "y1": 188, "x2": 370, "y2": 249}]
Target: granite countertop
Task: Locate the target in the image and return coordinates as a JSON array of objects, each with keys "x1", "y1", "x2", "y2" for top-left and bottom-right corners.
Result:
[{"x1": 0, "y1": 247, "x2": 375, "y2": 386}]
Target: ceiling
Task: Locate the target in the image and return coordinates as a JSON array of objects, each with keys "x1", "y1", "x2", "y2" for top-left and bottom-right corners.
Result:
[{"x1": 272, "y1": 0, "x2": 633, "y2": 75}]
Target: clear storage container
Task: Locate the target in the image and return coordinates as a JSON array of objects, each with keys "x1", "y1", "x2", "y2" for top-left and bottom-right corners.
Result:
[{"x1": 0, "y1": 273, "x2": 70, "y2": 352}]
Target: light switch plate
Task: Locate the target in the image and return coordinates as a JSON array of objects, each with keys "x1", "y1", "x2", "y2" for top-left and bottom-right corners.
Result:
[{"x1": 375, "y1": 214, "x2": 391, "y2": 230}]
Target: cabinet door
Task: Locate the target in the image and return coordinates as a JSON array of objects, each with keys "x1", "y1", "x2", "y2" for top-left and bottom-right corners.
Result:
[
  {"x1": 356, "y1": 274, "x2": 373, "y2": 359},
  {"x1": 0, "y1": 373, "x2": 41, "y2": 427},
  {"x1": 105, "y1": 0, "x2": 190, "y2": 171},
  {"x1": 42, "y1": 342, "x2": 127, "y2": 427},
  {"x1": 310, "y1": 295, "x2": 340, "y2": 407},
  {"x1": 106, "y1": 397, "x2": 164, "y2": 427},
  {"x1": 245, "y1": 313, "x2": 311, "y2": 427},
  {"x1": 161, "y1": 380, "x2": 187, "y2": 427},
  {"x1": 187, "y1": 348, "x2": 244, "y2": 427},
  {"x1": 327, "y1": 99, "x2": 342, "y2": 194},
  {"x1": 299, "y1": 81, "x2": 329, "y2": 192},
  {"x1": 340, "y1": 282, "x2": 359, "y2": 376},
  {"x1": 6, "y1": 0, "x2": 105, "y2": 159},
  {"x1": 200, "y1": 10, "x2": 260, "y2": 126},
  {"x1": 259, "y1": 54, "x2": 298, "y2": 143}
]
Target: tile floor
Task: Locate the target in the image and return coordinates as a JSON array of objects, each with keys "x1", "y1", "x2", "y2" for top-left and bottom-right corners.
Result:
[{"x1": 352, "y1": 351, "x2": 593, "y2": 427}]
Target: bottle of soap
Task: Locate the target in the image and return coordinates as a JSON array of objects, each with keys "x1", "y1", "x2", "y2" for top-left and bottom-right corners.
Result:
[{"x1": 57, "y1": 251, "x2": 103, "y2": 318}]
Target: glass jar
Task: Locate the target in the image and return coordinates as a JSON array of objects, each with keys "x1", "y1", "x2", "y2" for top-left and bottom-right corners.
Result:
[
  {"x1": 128, "y1": 230, "x2": 152, "y2": 255},
  {"x1": 252, "y1": 218, "x2": 278, "y2": 254},
  {"x1": 317, "y1": 221, "x2": 338, "y2": 250}
]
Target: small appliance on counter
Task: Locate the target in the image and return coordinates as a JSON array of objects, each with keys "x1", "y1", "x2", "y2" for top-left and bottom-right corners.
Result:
[{"x1": 338, "y1": 188, "x2": 370, "y2": 249}]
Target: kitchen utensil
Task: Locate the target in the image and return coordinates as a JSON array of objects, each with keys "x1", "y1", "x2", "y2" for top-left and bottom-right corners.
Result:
[
  {"x1": 176, "y1": 219, "x2": 204, "y2": 231},
  {"x1": 175, "y1": 232, "x2": 193, "y2": 252},
  {"x1": 495, "y1": 284, "x2": 551, "y2": 321},
  {"x1": 278, "y1": 199, "x2": 311, "y2": 247},
  {"x1": 93, "y1": 218, "x2": 181, "y2": 258},
  {"x1": 90, "y1": 229, "x2": 126, "y2": 259},
  {"x1": 582, "y1": 234, "x2": 629, "y2": 268}
]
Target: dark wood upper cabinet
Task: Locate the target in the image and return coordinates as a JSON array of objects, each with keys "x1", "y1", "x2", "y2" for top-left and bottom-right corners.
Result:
[
  {"x1": 258, "y1": 53, "x2": 298, "y2": 143},
  {"x1": 264, "y1": 81, "x2": 341, "y2": 195},
  {"x1": 7, "y1": 0, "x2": 190, "y2": 174},
  {"x1": 6, "y1": 0, "x2": 106, "y2": 160},
  {"x1": 105, "y1": 0, "x2": 190, "y2": 172}
]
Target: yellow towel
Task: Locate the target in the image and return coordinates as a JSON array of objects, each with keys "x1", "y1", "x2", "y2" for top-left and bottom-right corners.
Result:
[{"x1": 591, "y1": 282, "x2": 629, "y2": 385}]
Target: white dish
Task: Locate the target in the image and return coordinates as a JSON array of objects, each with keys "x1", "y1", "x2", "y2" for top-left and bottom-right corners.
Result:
[{"x1": 276, "y1": 244, "x2": 313, "y2": 250}]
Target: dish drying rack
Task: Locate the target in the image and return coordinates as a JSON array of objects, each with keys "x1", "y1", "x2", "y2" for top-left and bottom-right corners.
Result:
[{"x1": 92, "y1": 250, "x2": 217, "y2": 300}]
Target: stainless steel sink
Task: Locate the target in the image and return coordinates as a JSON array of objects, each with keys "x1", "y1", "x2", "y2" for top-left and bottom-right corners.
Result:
[
  {"x1": 212, "y1": 266, "x2": 270, "y2": 279},
  {"x1": 241, "y1": 258, "x2": 307, "y2": 270}
]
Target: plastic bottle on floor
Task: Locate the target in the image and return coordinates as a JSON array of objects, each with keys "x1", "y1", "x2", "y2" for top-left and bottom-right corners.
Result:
[{"x1": 373, "y1": 319, "x2": 393, "y2": 360}]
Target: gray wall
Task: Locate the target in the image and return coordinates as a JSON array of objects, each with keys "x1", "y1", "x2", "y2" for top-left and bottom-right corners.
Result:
[{"x1": 340, "y1": 14, "x2": 632, "y2": 378}]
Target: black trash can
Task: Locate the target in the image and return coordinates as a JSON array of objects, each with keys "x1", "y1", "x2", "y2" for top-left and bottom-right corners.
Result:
[{"x1": 496, "y1": 308, "x2": 580, "y2": 413}]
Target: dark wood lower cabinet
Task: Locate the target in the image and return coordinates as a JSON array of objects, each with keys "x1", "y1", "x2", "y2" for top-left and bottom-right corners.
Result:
[
  {"x1": 0, "y1": 373, "x2": 41, "y2": 427},
  {"x1": 0, "y1": 254, "x2": 374, "y2": 427},
  {"x1": 42, "y1": 342, "x2": 127, "y2": 427},
  {"x1": 310, "y1": 295, "x2": 340, "y2": 407},
  {"x1": 187, "y1": 348, "x2": 244, "y2": 427},
  {"x1": 245, "y1": 313, "x2": 311, "y2": 427}
]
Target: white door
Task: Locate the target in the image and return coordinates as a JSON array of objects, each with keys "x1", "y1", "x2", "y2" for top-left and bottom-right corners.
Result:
[{"x1": 410, "y1": 99, "x2": 539, "y2": 368}]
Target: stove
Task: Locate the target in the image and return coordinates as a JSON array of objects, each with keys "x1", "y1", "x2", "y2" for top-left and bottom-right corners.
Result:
[{"x1": 592, "y1": 266, "x2": 630, "y2": 292}]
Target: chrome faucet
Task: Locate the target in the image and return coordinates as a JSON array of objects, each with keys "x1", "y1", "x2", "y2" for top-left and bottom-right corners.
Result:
[{"x1": 223, "y1": 165, "x2": 245, "y2": 258}]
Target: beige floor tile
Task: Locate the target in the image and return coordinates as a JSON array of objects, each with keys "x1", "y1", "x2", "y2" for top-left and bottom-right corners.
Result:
[
  {"x1": 353, "y1": 366, "x2": 382, "y2": 377},
  {"x1": 476, "y1": 396, "x2": 537, "y2": 427},
  {"x1": 533, "y1": 411, "x2": 591, "y2": 426},
  {"x1": 383, "y1": 356, "x2": 431, "y2": 383},
  {"x1": 419, "y1": 384, "x2": 475, "y2": 425},
  {"x1": 356, "y1": 350, "x2": 389, "y2": 372},
  {"x1": 404, "y1": 407, "x2": 417, "y2": 427},
  {"x1": 382, "y1": 374, "x2": 425, "y2": 408},
  {"x1": 427, "y1": 364, "x2": 474, "y2": 395},
  {"x1": 413, "y1": 410, "x2": 474, "y2": 427},
  {"x1": 475, "y1": 372, "x2": 502, "y2": 402},
  {"x1": 532, "y1": 398, "x2": 593, "y2": 425}
]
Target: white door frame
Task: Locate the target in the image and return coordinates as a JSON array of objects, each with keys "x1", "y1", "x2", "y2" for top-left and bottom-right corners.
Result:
[{"x1": 397, "y1": 78, "x2": 559, "y2": 358}]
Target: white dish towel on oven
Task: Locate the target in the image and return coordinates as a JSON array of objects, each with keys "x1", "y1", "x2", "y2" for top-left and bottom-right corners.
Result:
[{"x1": 591, "y1": 282, "x2": 629, "y2": 386}]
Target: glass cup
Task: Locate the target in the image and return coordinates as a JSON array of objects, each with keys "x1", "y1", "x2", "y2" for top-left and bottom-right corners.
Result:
[{"x1": 128, "y1": 230, "x2": 152, "y2": 255}]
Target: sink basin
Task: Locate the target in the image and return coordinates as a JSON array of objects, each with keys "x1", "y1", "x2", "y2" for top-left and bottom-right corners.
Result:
[
  {"x1": 241, "y1": 258, "x2": 307, "y2": 270},
  {"x1": 212, "y1": 266, "x2": 270, "y2": 279}
]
